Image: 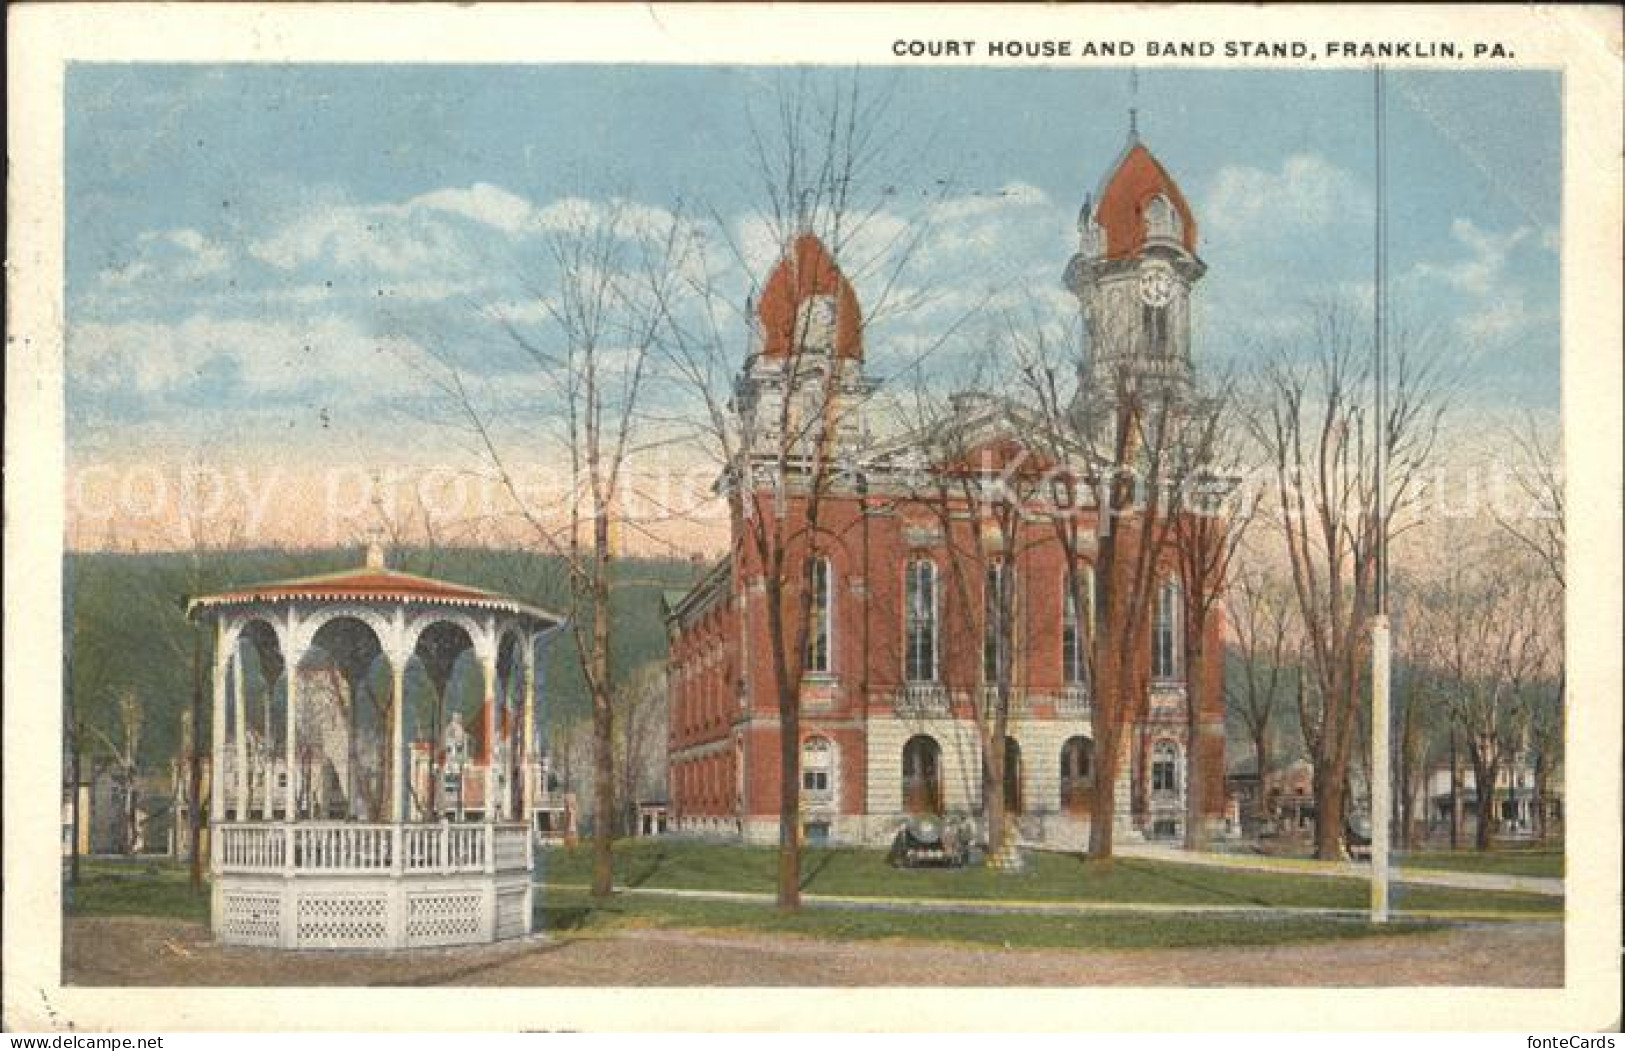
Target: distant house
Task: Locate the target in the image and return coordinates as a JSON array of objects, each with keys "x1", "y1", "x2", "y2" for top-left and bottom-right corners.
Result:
[
  {"x1": 1423, "y1": 758, "x2": 1561, "y2": 840},
  {"x1": 61, "y1": 766, "x2": 168, "y2": 856}
]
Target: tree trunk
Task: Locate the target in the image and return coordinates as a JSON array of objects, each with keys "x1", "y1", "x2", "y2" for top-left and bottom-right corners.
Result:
[
  {"x1": 69, "y1": 728, "x2": 82, "y2": 885},
  {"x1": 1086, "y1": 734, "x2": 1118, "y2": 861},
  {"x1": 1532, "y1": 752, "x2": 1548, "y2": 844},
  {"x1": 1183, "y1": 630, "x2": 1207, "y2": 851},
  {"x1": 763, "y1": 570, "x2": 802, "y2": 912},
  {"x1": 1448, "y1": 730, "x2": 1460, "y2": 850},
  {"x1": 981, "y1": 722, "x2": 1006, "y2": 855},
  {"x1": 1313, "y1": 760, "x2": 1345, "y2": 860},
  {"x1": 1473, "y1": 759, "x2": 1496, "y2": 852},
  {"x1": 1251, "y1": 727, "x2": 1270, "y2": 826},
  {"x1": 590, "y1": 522, "x2": 615, "y2": 899},
  {"x1": 189, "y1": 628, "x2": 207, "y2": 892}
]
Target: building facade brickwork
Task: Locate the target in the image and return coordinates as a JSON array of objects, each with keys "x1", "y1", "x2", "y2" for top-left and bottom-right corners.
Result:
[{"x1": 666, "y1": 135, "x2": 1229, "y2": 848}]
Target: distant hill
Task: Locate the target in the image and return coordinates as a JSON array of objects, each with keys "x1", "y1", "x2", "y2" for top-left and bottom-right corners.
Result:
[{"x1": 64, "y1": 546, "x2": 709, "y2": 774}]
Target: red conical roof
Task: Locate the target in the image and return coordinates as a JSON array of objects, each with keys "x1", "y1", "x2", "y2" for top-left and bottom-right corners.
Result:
[
  {"x1": 756, "y1": 233, "x2": 864, "y2": 359},
  {"x1": 1094, "y1": 141, "x2": 1198, "y2": 260}
]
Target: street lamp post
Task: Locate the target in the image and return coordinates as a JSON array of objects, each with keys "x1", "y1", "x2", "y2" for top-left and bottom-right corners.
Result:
[{"x1": 1370, "y1": 65, "x2": 1393, "y2": 924}]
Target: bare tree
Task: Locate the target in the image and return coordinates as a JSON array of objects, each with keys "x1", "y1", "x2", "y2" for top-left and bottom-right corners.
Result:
[
  {"x1": 400, "y1": 198, "x2": 687, "y2": 898},
  {"x1": 82, "y1": 689, "x2": 146, "y2": 854},
  {"x1": 1017, "y1": 325, "x2": 1187, "y2": 860},
  {"x1": 614, "y1": 661, "x2": 669, "y2": 835},
  {"x1": 1492, "y1": 415, "x2": 1564, "y2": 842},
  {"x1": 1225, "y1": 558, "x2": 1299, "y2": 825},
  {"x1": 1165, "y1": 383, "x2": 1256, "y2": 850},
  {"x1": 1248, "y1": 306, "x2": 1449, "y2": 859},
  {"x1": 656, "y1": 75, "x2": 935, "y2": 908},
  {"x1": 1409, "y1": 534, "x2": 1557, "y2": 850},
  {"x1": 900, "y1": 377, "x2": 1043, "y2": 858}
]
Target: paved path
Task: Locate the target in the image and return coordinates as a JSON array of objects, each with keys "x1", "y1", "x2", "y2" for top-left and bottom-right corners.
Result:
[
  {"x1": 64, "y1": 916, "x2": 1564, "y2": 988},
  {"x1": 1111, "y1": 843, "x2": 1565, "y2": 897},
  {"x1": 541, "y1": 882, "x2": 1559, "y2": 922}
]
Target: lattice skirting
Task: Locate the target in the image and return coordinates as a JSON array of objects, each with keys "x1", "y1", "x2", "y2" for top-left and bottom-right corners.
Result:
[
  {"x1": 406, "y1": 890, "x2": 483, "y2": 946},
  {"x1": 219, "y1": 891, "x2": 281, "y2": 946},
  {"x1": 214, "y1": 873, "x2": 533, "y2": 950}
]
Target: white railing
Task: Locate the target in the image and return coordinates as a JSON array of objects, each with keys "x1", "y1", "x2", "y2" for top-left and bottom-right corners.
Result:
[
  {"x1": 293, "y1": 823, "x2": 395, "y2": 872},
  {"x1": 976, "y1": 685, "x2": 1029, "y2": 715},
  {"x1": 217, "y1": 823, "x2": 286, "y2": 872},
  {"x1": 216, "y1": 821, "x2": 530, "y2": 876},
  {"x1": 895, "y1": 683, "x2": 951, "y2": 718},
  {"x1": 1056, "y1": 686, "x2": 1091, "y2": 717}
]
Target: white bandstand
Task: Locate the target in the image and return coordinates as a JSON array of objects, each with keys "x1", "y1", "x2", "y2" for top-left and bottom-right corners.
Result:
[{"x1": 190, "y1": 546, "x2": 563, "y2": 950}]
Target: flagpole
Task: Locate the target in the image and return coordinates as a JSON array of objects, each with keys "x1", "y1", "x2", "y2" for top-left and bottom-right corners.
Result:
[{"x1": 1370, "y1": 64, "x2": 1393, "y2": 924}]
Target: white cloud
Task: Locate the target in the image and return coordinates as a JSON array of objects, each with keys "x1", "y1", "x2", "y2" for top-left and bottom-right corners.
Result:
[
  {"x1": 68, "y1": 314, "x2": 426, "y2": 400},
  {"x1": 1460, "y1": 297, "x2": 1540, "y2": 342},
  {"x1": 1414, "y1": 218, "x2": 1532, "y2": 297},
  {"x1": 1202, "y1": 153, "x2": 1363, "y2": 246},
  {"x1": 98, "y1": 227, "x2": 230, "y2": 289},
  {"x1": 406, "y1": 183, "x2": 537, "y2": 235}
]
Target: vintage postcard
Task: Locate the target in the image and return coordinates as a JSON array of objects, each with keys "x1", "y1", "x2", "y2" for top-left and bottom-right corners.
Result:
[{"x1": 5, "y1": 1, "x2": 1621, "y2": 1034}]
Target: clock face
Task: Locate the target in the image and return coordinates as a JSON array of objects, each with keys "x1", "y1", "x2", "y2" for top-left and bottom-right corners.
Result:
[{"x1": 1138, "y1": 263, "x2": 1176, "y2": 308}]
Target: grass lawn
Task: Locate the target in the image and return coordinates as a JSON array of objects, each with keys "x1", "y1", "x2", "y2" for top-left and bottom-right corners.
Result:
[
  {"x1": 1398, "y1": 848, "x2": 1563, "y2": 880},
  {"x1": 62, "y1": 841, "x2": 1559, "y2": 950},
  {"x1": 65, "y1": 858, "x2": 209, "y2": 923},
  {"x1": 537, "y1": 888, "x2": 1445, "y2": 951},
  {"x1": 537, "y1": 839, "x2": 1561, "y2": 917}
]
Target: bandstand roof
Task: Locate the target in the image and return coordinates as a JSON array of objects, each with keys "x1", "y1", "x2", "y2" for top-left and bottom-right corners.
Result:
[{"x1": 187, "y1": 551, "x2": 562, "y2": 629}]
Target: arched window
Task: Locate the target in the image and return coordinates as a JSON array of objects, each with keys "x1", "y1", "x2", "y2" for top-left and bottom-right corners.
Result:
[
  {"x1": 1003, "y1": 737, "x2": 1024, "y2": 815},
  {"x1": 1152, "y1": 578, "x2": 1182, "y2": 681},
  {"x1": 901, "y1": 735, "x2": 943, "y2": 815},
  {"x1": 801, "y1": 735, "x2": 836, "y2": 804},
  {"x1": 1145, "y1": 194, "x2": 1182, "y2": 242},
  {"x1": 806, "y1": 557, "x2": 833, "y2": 674},
  {"x1": 1152, "y1": 740, "x2": 1180, "y2": 795},
  {"x1": 983, "y1": 563, "x2": 1014, "y2": 684},
  {"x1": 1060, "y1": 736, "x2": 1093, "y2": 814},
  {"x1": 904, "y1": 560, "x2": 939, "y2": 683},
  {"x1": 1062, "y1": 567, "x2": 1095, "y2": 686}
]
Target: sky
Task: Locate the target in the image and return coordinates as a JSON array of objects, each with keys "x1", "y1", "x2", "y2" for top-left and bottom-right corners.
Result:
[{"x1": 64, "y1": 65, "x2": 1562, "y2": 550}]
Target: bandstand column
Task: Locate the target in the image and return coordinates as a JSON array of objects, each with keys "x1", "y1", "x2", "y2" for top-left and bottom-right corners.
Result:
[
  {"x1": 285, "y1": 616, "x2": 302, "y2": 822},
  {"x1": 481, "y1": 641, "x2": 498, "y2": 819},
  {"x1": 521, "y1": 638, "x2": 537, "y2": 820},
  {"x1": 233, "y1": 641, "x2": 249, "y2": 819},
  {"x1": 390, "y1": 657, "x2": 407, "y2": 823},
  {"x1": 209, "y1": 619, "x2": 229, "y2": 848},
  {"x1": 261, "y1": 677, "x2": 274, "y2": 822}
]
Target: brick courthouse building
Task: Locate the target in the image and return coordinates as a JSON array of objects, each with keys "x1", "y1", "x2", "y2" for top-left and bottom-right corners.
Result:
[{"x1": 665, "y1": 136, "x2": 1227, "y2": 848}]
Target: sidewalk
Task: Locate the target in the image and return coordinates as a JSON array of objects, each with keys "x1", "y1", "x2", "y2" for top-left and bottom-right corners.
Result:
[
  {"x1": 540, "y1": 882, "x2": 1560, "y2": 922},
  {"x1": 1113, "y1": 842, "x2": 1565, "y2": 897}
]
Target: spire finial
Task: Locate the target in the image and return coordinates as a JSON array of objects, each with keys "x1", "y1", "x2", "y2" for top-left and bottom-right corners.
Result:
[{"x1": 1128, "y1": 68, "x2": 1141, "y2": 140}]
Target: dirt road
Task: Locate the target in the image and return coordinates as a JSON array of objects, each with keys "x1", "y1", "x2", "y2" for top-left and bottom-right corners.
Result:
[{"x1": 64, "y1": 916, "x2": 1561, "y2": 987}]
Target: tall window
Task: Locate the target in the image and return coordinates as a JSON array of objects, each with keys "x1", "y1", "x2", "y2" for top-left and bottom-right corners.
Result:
[
  {"x1": 1060, "y1": 736, "x2": 1093, "y2": 814},
  {"x1": 902, "y1": 735, "x2": 943, "y2": 815},
  {"x1": 905, "y1": 559, "x2": 938, "y2": 682},
  {"x1": 1003, "y1": 736, "x2": 1024, "y2": 815},
  {"x1": 801, "y1": 736, "x2": 835, "y2": 803},
  {"x1": 1144, "y1": 303, "x2": 1170, "y2": 357},
  {"x1": 1062, "y1": 567, "x2": 1094, "y2": 686},
  {"x1": 806, "y1": 556, "x2": 832, "y2": 674},
  {"x1": 1152, "y1": 740, "x2": 1180, "y2": 794},
  {"x1": 983, "y1": 564, "x2": 1013, "y2": 684},
  {"x1": 1152, "y1": 578, "x2": 1182, "y2": 680}
]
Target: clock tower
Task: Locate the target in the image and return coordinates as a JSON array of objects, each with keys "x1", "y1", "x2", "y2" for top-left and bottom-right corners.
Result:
[{"x1": 1063, "y1": 132, "x2": 1206, "y2": 399}]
